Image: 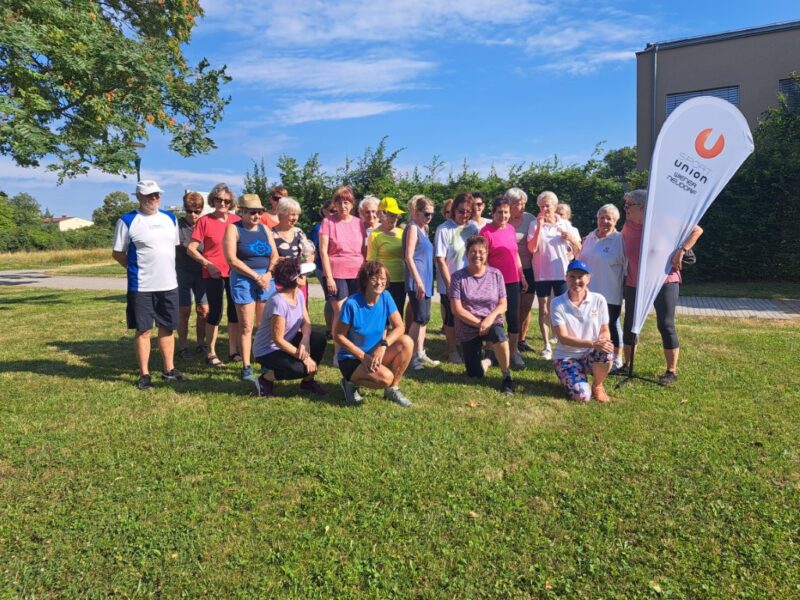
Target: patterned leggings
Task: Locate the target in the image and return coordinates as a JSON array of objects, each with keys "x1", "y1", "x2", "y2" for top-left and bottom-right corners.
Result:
[{"x1": 553, "y1": 349, "x2": 614, "y2": 402}]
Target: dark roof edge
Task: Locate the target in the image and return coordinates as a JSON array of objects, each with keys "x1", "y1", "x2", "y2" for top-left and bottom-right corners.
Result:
[{"x1": 637, "y1": 19, "x2": 800, "y2": 54}]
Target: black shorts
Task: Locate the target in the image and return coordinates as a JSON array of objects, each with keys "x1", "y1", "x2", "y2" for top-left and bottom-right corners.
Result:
[
  {"x1": 407, "y1": 293, "x2": 432, "y2": 325},
  {"x1": 323, "y1": 277, "x2": 359, "y2": 301},
  {"x1": 522, "y1": 268, "x2": 536, "y2": 294},
  {"x1": 126, "y1": 289, "x2": 179, "y2": 332},
  {"x1": 338, "y1": 357, "x2": 362, "y2": 382},
  {"x1": 535, "y1": 279, "x2": 567, "y2": 298}
]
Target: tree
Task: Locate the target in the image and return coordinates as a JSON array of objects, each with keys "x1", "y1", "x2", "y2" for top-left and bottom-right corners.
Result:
[
  {"x1": 8, "y1": 192, "x2": 42, "y2": 226},
  {"x1": 0, "y1": 0, "x2": 230, "y2": 180},
  {"x1": 92, "y1": 191, "x2": 137, "y2": 228},
  {"x1": 243, "y1": 158, "x2": 271, "y2": 203}
]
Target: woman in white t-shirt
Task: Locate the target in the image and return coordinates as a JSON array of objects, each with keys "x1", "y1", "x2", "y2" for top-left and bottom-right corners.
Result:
[
  {"x1": 526, "y1": 191, "x2": 582, "y2": 360},
  {"x1": 550, "y1": 259, "x2": 613, "y2": 403},
  {"x1": 578, "y1": 203, "x2": 625, "y2": 369}
]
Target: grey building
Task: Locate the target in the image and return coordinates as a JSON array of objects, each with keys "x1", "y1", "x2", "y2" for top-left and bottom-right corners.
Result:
[{"x1": 636, "y1": 20, "x2": 800, "y2": 170}]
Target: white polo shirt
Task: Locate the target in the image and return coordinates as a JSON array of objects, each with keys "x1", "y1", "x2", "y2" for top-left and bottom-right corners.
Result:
[
  {"x1": 113, "y1": 209, "x2": 179, "y2": 292},
  {"x1": 550, "y1": 290, "x2": 609, "y2": 360},
  {"x1": 580, "y1": 230, "x2": 625, "y2": 305}
]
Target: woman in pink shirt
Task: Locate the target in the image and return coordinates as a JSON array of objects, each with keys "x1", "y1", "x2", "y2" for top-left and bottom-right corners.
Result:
[
  {"x1": 481, "y1": 197, "x2": 527, "y2": 369},
  {"x1": 319, "y1": 186, "x2": 366, "y2": 363}
]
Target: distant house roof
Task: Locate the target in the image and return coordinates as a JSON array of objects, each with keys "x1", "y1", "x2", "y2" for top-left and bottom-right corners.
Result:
[
  {"x1": 42, "y1": 216, "x2": 73, "y2": 223},
  {"x1": 638, "y1": 19, "x2": 800, "y2": 54}
]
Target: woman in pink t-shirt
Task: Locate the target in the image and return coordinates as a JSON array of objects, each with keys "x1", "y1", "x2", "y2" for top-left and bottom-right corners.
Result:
[
  {"x1": 480, "y1": 197, "x2": 527, "y2": 369},
  {"x1": 319, "y1": 186, "x2": 366, "y2": 363}
]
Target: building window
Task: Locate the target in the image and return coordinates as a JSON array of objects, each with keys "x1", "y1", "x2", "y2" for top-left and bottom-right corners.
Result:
[
  {"x1": 666, "y1": 86, "x2": 740, "y2": 117},
  {"x1": 779, "y1": 78, "x2": 800, "y2": 110}
]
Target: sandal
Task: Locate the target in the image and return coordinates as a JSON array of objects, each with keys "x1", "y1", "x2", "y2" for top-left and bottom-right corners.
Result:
[
  {"x1": 228, "y1": 353, "x2": 243, "y2": 363},
  {"x1": 205, "y1": 354, "x2": 225, "y2": 367}
]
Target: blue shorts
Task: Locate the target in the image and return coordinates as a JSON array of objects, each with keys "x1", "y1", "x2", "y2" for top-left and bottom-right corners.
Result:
[
  {"x1": 230, "y1": 269, "x2": 275, "y2": 304},
  {"x1": 177, "y1": 270, "x2": 208, "y2": 307}
]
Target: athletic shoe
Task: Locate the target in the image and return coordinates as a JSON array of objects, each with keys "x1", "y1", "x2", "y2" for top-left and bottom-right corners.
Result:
[
  {"x1": 518, "y1": 340, "x2": 534, "y2": 353},
  {"x1": 549, "y1": 336, "x2": 558, "y2": 346},
  {"x1": 340, "y1": 378, "x2": 362, "y2": 405},
  {"x1": 511, "y1": 352, "x2": 526, "y2": 370},
  {"x1": 592, "y1": 384, "x2": 610, "y2": 403},
  {"x1": 540, "y1": 347, "x2": 552, "y2": 360},
  {"x1": 257, "y1": 377, "x2": 274, "y2": 397},
  {"x1": 195, "y1": 344, "x2": 209, "y2": 355},
  {"x1": 500, "y1": 374, "x2": 515, "y2": 395},
  {"x1": 162, "y1": 369, "x2": 189, "y2": 382},
  {"x1": 241, "y1": 365, "x2": 257, "y2": 383},
  {"x1": 613, "y1": 354, "x2": 624, "y2": 370},
  {"x1": 178, "y1": 347, "x2": 193, "y2": 360},
  {"x1": 610, "y1": 364, "x2": 629, "y2": 376},
  {"x1": 136, "y1": 374, "x2": 154, "y2": 390},
  {"x1": 659, "y1": 371, "x2": 678, "y2": 386},
  {"x1": 416, "y1": 351, "x2": 441, "y2": 367},
  {"x1": 300, "y1": 379, "x2": 328, "y2": 396},
  {"x1": 384, "y1": 386, "x2": 412, "y2": 407},
  {"x1": 448, "y1": 351, "x2": 464, "y2": 364}
]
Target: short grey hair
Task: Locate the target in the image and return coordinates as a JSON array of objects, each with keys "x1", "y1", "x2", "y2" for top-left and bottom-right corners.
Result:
[
  {"x1": 505, "y1": 187, "x2": 528, "y2": 203},
  {"x1": 556, "y1": 203, "x2": 572, "y2": 219},
  {"x1": 359, "y1": 195, "x2": 379, "y2": 212},
  {"x1": 537, "y1": 190, "x2": 558, "y2": 206},
  {"x1": 277, "y1": 196, "x2": 301, "y2": 216},
  {"x1": 597, "y1": 203, "x2": 620, "y2": 221},
  {"x1": 625, "y1": 189, "x2": 647, "y2": 206}
]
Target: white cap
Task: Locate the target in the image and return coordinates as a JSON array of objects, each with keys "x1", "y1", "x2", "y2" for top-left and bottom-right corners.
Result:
[{"x1": 136, "y1": 180, "x2": 163, "y2": 196}]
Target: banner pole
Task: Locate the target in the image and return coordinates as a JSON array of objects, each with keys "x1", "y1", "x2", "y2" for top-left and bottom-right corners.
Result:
[{"x1": 614, "y1": 344, "x2": 663, "y2": 389}]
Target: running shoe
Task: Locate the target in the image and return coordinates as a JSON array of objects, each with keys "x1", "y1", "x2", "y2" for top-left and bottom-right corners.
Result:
[
  {"x1": 511, "y1": 352, "x2": 526, "y2": 370},
  {"x1": 540, "y1": 347, "x2": 552, "y2": 360},
  {"x1": 300, "y1": 379, "x2": 328, "y2": 396},
  {"x1": 416, "y1": 351, "x2": 441, "y2": 367},
  {"x1": 241, "y1": 365, "x2": 257, "y2": 383},
  {"x1": 384, "y1": 386, "x2": 412, "y2": 407},
  {"x1": 500, "y1": 374, "x2": 515, "y2": 395},
  {"x1": 659, "y1": 371, "x2": 678, "y2": 386},
  {"x1": 257, "y1": 377, "x2": 275, "y2": 397},
  {"x1": 162, "y1": 369, "x2": 189, "y2": 382},
  {"x1": 448, "y1": 351, "x2": 464, "y2": 364},
  {"x1": 178, "y1": 347, "x2": 193, "y2": 360},
  {"x1": 136, "y1": 374, "x2": 154, "y2": 390},
  {"x1": 610, "y1": 364, "x2": 629, "y2": 376},
  {"x1": 340, "y1": 378, "x2": 362, "y2": 405},
  {"x1": 518, "y1": 340, "x2": 535, "y2": 353}
]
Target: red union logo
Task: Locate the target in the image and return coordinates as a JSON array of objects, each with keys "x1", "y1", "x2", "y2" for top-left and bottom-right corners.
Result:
[{"x1": 695, "y1": 128, "x2": 725, "y2": 159}]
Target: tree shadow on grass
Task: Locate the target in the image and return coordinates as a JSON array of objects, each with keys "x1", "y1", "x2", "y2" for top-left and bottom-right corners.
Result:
[
  {"x1": 93, "y1": 294, "x2": 127, "y2": 303},
  {"x1": 0, "y1": 293, "x2": 67, "y2": 305}
]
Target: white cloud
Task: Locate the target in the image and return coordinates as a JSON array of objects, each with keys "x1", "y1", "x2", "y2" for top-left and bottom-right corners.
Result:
[
  {"x1": 230, "y1": 56, "x2": 435, "y2": 95},
  {"x1": 275, "y1": 100, "x2": 415, "y2": 124}
]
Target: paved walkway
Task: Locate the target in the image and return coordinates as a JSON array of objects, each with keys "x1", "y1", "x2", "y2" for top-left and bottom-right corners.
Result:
[{"x1": 2, "y1": 270, "x2": 799, "y2": 319}]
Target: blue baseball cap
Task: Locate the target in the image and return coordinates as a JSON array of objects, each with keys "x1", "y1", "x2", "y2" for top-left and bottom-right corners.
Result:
[{"x1": 567, "y1": 259, "x2": 590, "y2": 274}]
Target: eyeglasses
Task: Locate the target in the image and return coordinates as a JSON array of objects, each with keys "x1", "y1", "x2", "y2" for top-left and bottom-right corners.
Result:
[
  {"x1": 624, "y1": 203, "x2": 640, "y2": 209},
  {"x1": 244, "y1": 209, "x2": 263, "y2": 215},
  {"x1": 422, "y1": 211, "x2": 434, "y2": 218},
  {"x1": 143, "y1": 193, "x2": 160, "y2": 199},
  {"x1": 213, "y1": 197, "x2": 232, "y2": 205},
  {"x1": 185, "y1": 209, "x2": 203, "y2": 215},
  {"x1": 455, "y1": 209, "x2": 471, "y2": 216},
  {"x1": 369, "y1": 276, "x2": 387, "y2": 284}
]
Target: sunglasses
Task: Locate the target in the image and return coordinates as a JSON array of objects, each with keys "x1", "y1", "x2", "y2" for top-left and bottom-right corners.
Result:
[
  {"x1": 455, "y1": 208, "x2": 471, "y2": 216},
  {"x1": 422, "y1": 211, "x2": 434, "y2": 218},
  {"x1": 143, "y1": 192, "x2": 161, "y2": 199},
  {"x1": 244, "y1": 209, "x2": 263, "y2": 215},
  {"x1": 185, "y1": 209, "x2": 203, "y2": 215},
  {"x1": 213, "y1": 198, "x2": 232, "y2": 205}
]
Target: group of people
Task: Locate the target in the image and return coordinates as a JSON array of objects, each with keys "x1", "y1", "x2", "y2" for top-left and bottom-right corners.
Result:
[{"x1": 113, "y1": 178, "x2": 702, "y2": 405}]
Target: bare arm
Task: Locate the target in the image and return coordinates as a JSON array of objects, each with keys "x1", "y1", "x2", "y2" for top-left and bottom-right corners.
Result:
[
  {"x1": 435, "y1": 256, "x2": 452, "y2": 292},
  {"x1": 404, "y1": 225, "x2": 425, "y2": 298},
  {"x1": 319, "y1": 233, "x2": 337, "y2": 294},
  {"x1": 112, "y1": 250, "x2": 127, "y2": 268},
  {"x1": 527, "y1": 217, "x2": 543, "y2": 254},
  {"x1": 671, "y1": 225, "x2": 704, "y2": 271}
]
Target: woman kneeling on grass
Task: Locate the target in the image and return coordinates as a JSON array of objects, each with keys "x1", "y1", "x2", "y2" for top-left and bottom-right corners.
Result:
[
  {"x1": 550, "y1": 259, "x2": 613, "y2": 403},
  {"x1": 253, "y1": 258, "x2": 328, "y2": 397},
  {"x1": 334, "y1": 261, "x2": 414, "y2": 407},
  {"x1": 449, "y1": 235, "x2": 515, "y2": 395}
]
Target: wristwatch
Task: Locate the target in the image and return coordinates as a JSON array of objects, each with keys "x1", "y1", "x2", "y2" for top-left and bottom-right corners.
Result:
[{"x1": 378, "y1": 339, "x2": 389, "y2": 348}]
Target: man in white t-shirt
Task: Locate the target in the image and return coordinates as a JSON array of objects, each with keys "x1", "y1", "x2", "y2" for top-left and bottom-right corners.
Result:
[
  {"x1": 550, "y1": 259, "x2": 613, "y2": 403},
  {"x1": 112, "y1": 180, "x2": 186, "y2": 390}
]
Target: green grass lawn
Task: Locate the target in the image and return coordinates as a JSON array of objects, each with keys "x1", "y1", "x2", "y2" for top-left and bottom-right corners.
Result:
[{"x1": 1, "y1": 287, "x2": 799, "y2": 597}]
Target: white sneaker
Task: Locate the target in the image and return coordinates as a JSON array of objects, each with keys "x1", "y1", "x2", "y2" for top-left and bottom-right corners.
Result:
[
  {"x1": 411, "y1": 356, "x2": 424, "y2": 371},
  {"x1": 448, "y1": 351, "x2": 464, "y2": 364},
  {"x1": 511, "y1": 352, "x2": 526, "y2": 369},
  {"x1": 613, "y1": 354, "x2": 624, "y2": 369},
  {"x1": 540, "y1": 347, "x2": 552, "y2": 360},
  {"x1": 384, "y1": 386, "x2": 412, "y2": 407},
  {"x1": 416, "y1": 351, "x2": 440, "y2": 367}
]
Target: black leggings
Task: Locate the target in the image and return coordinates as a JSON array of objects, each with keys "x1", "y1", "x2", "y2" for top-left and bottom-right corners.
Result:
[
  {"x1": 206, "y1": 277, "x2": 238, "y2": 326},
  {"x1": 256, "y1": 331, "x2": 327, "y2": 380},
  {"x1": 505, "y1": 282, "x2": 520, "y2": 335},
  {"x1": 387, "y1": 281, "x2": 406, "y2": 317},
  {"x1": 623, "y1": 283, "x2": 679, "y2": 350},
  {"x1": 608, "y1": 303, "x2": 621, "y2": 348}
]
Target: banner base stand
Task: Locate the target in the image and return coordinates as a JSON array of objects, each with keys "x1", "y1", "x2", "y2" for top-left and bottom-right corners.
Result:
[{"x1": 611, "y1": 346, "x2": 665, "y2": 389}]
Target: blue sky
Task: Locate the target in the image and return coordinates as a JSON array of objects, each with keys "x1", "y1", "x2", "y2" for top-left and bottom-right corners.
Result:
[{"x1": 2, "y1": 1, "x2": 798, "y2": 219}]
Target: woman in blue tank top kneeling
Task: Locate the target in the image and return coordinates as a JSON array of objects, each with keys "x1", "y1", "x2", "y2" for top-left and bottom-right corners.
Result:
[{"x1": 224, "y1": 194, "x2": 279, "y2": 383}]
